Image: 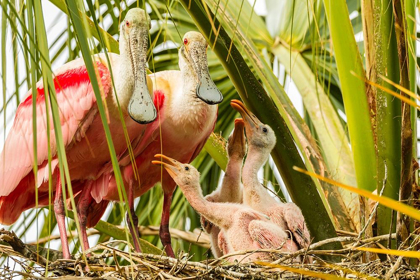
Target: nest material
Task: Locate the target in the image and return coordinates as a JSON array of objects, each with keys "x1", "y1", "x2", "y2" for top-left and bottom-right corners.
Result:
[{"x1": 0, "y1": 229, "x2": 419, "y2": 279}]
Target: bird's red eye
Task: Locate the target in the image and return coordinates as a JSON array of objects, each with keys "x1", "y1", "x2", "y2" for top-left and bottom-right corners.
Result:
[
  {"x1": 183, "y1": 38, "x2": 188, "y2": 45},
  {"x1": 126, "y1": 21, "x2": 130, "y2": 27}
]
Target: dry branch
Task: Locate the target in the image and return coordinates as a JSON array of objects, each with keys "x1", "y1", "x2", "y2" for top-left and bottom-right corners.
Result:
[{"x1": 1, "y1": 229, "x2": 419, "y2": 279}]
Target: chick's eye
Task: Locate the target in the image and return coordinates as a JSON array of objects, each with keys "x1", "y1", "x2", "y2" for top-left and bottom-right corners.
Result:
[
  {"x1": 125, "y1": 21, "x2": 130, "y2": 27},
  {"x1": 262, "y1": 127, "x2": 268, "y2": 133},
  {"x1": 185, "y1": 166, "x2": 190, "y2": 171},
  {"x1": 183, "y1": 38, "x2": 188, "y2": 45}
]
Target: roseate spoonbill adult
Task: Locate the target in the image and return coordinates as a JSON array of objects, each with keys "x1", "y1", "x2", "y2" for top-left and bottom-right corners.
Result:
[
  {"x1": 152, "y1": 154, "x2": 298, "y2": 262},
  {"x1": 230, "y1": 100, "x2": 311, "y2": 250},
  {"x1": 79, "y1": 31, "x2": 221, "y2": 256},
  {"x1": 201, "y1": 118, "x2": 246, "y2": 257},
  {"x1": 0, "y1": 8, "x2": 155, "y2": 259}
]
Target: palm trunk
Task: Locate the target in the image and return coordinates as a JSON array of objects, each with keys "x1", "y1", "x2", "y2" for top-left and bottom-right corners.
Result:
[
  {"x1": 392, "y1": 0, "x2": 414, "y2": 247},
  {"x1": 362, "y1": 0, "x2": 401, "y2": 246}
]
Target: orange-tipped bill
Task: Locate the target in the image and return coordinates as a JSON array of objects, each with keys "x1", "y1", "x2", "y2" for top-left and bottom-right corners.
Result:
[
  {"x1": 230, "y1": 99, "x2": 261, "y2": 135},
  {"x1": 231, "y1": 118, "x2": 245, "y2": 146},
  {"x1": 234, "y1": 118, "x2": 245, "y2": 126},
  {"x1": 152, "y1": 154, "x2": 182, "y2": 179}
]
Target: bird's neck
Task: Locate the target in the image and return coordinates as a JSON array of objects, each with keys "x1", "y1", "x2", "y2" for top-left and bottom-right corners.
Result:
[
  {"x1": 109, "y1": 54, "x2": 136, "y2": 118},
  {"x1": 180, "y1": 63, "x2": 198, "y2": 101},
  {"x1": 179, "y1": 51, "x2": 198, "y2": 93},
  {"x1": 219, "y1": 156, "x2": 243, "y2": 203},
  {"x1": 180, "y1": 183, "x2": 231, "y2": 229},
  {"x1": 114, "y1": 54, "x2": 135, "y2": 111},
  {"x1": 243, "y1": 145, "x2": 268, "y2": 185},
  {"x1": 242, "y1": 145, "x2": 274, "y2": 207},
  {"x1": 167, "y1": 67, "x2": 213, "y2": 134}
]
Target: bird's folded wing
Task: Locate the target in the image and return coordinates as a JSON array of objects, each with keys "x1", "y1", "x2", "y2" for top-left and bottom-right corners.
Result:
[
  {"x1": 0, "y1": 58, "x2": 111, "y2": 196},
  {"x1": 248, "y1": 220, "x2": 289, "y2": 249}
]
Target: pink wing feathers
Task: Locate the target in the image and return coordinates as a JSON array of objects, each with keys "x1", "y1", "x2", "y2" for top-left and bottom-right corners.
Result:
[
  {"x1": 248, "y1": 220, "x2": 298, "y2": 252},
  {"x1": 281, "y1": 202, "x2": 311, "y2": 248},
  {"x1": 0, "y1": 58, "x2": 111, "y2": 196},
  {"x1": 0, "y1": 172, "x2": 85, "y2": 225}
]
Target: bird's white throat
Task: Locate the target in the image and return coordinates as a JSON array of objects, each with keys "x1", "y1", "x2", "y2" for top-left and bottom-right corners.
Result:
[{"x1": 167, "y1": 67, "x2": 217, "y2": 136}]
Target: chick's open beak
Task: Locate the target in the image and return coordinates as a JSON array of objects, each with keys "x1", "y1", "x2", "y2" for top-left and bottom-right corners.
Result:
[
  {"x1": 231, "y1": 118, "x2": 245, "y2": 146},
  {"x1": 152, "y1": 154, "x2": 182, "y2": 179},
  {"x1": 230, "y1": 100, "x2": 260, "y2": 136}
]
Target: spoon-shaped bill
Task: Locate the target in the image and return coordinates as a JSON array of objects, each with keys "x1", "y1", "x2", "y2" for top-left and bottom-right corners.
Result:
[
  {"x1": 187, "y1": 40, "x2": 223, "y2": 105},
  {"x1": 125, "y1": 9, "x2": 157, "y2": 124},
  {"x1": 128, "y1": 81, "x2": 156, "y2": 124},
  {"x1": 195, "y1": 70, "x2": 223, "y2": 105}
]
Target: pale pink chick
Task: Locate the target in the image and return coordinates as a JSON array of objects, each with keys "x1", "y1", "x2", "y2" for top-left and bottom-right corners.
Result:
[
  {"x1": 153, "y1": 154, "x2": 298, "y2": 263},
  {"x1": 231, "y1": 100, "x2": 311, "y2": 252},
  {"x1": 201, "y1": 118, "x2": 246, "y2": 257}
]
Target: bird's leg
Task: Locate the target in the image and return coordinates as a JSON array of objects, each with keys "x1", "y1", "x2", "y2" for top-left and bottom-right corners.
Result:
[
  {"x1": 77, "y1": 181, "x2": 93, "y2": 255},
  {"x1": 127, "y1": 180, "x2": 141, "y2": 253},
  {"x1": 54, "y1": 172, "x2": 71, "y2": 259},
  {"x1": 160, "y1": 189, "x2": 175, "y2": 257}
]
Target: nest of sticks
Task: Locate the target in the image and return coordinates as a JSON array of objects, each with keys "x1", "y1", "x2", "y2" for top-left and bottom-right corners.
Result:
[{"x1": 0, "y1": 229, "x2": 419, "y2": 279}]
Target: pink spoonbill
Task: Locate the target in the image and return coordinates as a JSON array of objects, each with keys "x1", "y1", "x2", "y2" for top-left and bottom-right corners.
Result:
[
  {"x1": 153, "y1": 154, "x2": 298, "y2": 262},
  {"x1": 201, "y1": 118, "x2": 246, "y2": 257},
  {"x1": 78, "y1": 31, "x2": 221, "y2": 256},
  {"x1": 231, "y1": 100, "x2": 311, "y2": 250},
  {"x1": 0, "y1": 8, "x2": 155, "y2": 259}
]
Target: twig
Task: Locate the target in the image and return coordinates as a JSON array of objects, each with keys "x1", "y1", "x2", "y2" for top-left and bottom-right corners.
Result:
[
  {"x1": 385, "y1": 256, "x2": 403, "y2": 280},
  {"x1": 358, "y1": 166, "x2": 387, "y2": 240},
  {"x1": 336, "y1": 229, "x2": 358, "y2": 237},
  {"x1": 388, "y1": 210, "x2": 395, "y2": 248}
]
